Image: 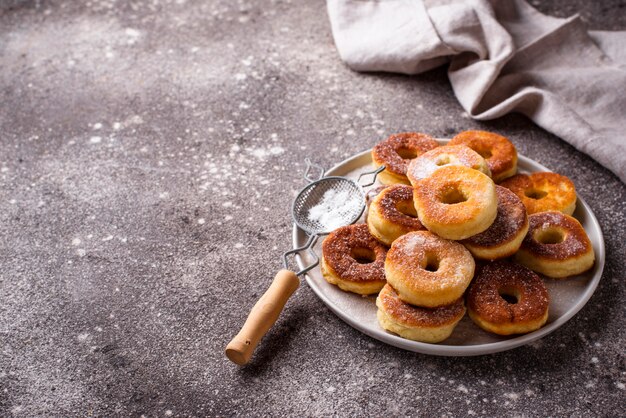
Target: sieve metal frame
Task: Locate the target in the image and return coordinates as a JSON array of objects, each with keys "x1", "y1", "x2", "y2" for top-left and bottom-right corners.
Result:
[
  {"x1": 283, "y1": 160, "x2": 384, "y2": 276},
  {"x1": 291, "y1": 176, "x2": 366, "y2": 236}
]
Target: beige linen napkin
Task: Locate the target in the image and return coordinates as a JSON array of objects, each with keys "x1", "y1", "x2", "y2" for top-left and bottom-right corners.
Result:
[{"x1": 327, "y1": 0, "x2": 626, "y2": 183}]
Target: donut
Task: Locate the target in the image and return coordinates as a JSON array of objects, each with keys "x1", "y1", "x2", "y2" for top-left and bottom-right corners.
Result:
[
  {"x1": 514, "y1": 211, "x2": 595, "y2": 278},
  {"x1": 406, "y1": 145, "x2": 491, "y2": 185},
  {"x1": 365, "y1": 185, "x2": 389, "y2": 208},
  {"x1": 449, "y1": 131, "x2": 518, "y2": 182},
  {"x1": 363, "y1": 184, "x2": 389, "y2": 225},
  {"x1": 366, "y1": 184, "x2": 425, "y2": 246},
  {"x1": 376, "y1": 284, "x2": 466, "y2": 343},
  {"x1": 371, "y1": 132, "x2": 439, "y2": 185},
  {"x1": 500, "y1": 172, "x2": 576, "y2": 215},
  {"x1": 466, "y1": 261, "x2": 549, "y2": 335},
  {"x1": 385, "y1": 231, "x2": 475, "y2": 307},
  {"x1": 413, "y1": 165, "x2": 498, "y2": 240},
  {"x1": 461, "y1": 186, "x2": 529, "y2": 260},
  {"x1": 321, "y1": 224, "x2": 388, "y2": 295}
]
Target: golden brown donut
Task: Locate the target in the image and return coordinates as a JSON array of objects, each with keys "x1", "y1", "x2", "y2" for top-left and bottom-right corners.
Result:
[
  {"x1": 500, "y1": 172, "x2": 576, "y2": 215},
  {"x1": 449, "y1": 131, "x2": 518, "y2": 182},
  {"x1": 514, "y1": 211, "x2": 595, "y2": 278},
  {"x1": 462, "y1": 186, "x2": 529, "y2": 260},
  {"x1": 376, "y1": 284, "x2": 466, "y2": 343},
  {"x1": 406, "y1": 145, "x2": 491, "y2": 185},
  {"x1": 466, "y1": 260, "x2": 549, "y2": 335},
  {"x1": 371, "y1": 132, "x2": 439, "y2": 185},
  {"x1": 321, "y1": 224, "x2": 387, "y2": 295},
  {"x1": 413, "y1": 165, "x2": 498, "y2": 240},
  {"x1": 367, "y1": 184, "x2": 425, "y2": 246},
  {"x1": 385, "y1": 231, "x2": 475, "y2": 307}
]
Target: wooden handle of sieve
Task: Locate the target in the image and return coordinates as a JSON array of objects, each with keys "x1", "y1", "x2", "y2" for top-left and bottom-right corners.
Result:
[{"x1": 225, "y1": 269, "x2": 300, "y2": 365}]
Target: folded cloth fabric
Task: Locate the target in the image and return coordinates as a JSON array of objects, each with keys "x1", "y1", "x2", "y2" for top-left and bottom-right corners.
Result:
[{"x1": 327, "y1": 0, "x2": 626, "y2": 183}]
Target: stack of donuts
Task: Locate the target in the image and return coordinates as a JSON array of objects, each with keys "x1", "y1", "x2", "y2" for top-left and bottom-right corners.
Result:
[{"x1": 320, "y1": 131, "x2": 595, "y2": 343}]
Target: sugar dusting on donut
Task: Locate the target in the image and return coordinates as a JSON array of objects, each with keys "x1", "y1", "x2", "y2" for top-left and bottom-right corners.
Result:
[
  {"x1": 407, "y1": 158, "x2": 441, "y2": 182},
  {"x1": 407, "y1": 145, "x2": 490, "y2": 182},
  {"x1": 413, "y1": 165, "x2": 496, "y2": 227},
  {"x1": 322, "y1": 224, "x2": 387, "y2": 283},
  {"x1": 523, "y1": 211, "x2": 591, "y2": 260},
  {"x1": 500, "y1": 172, "x2": 576, "y2": 215},
  {"x1": 449, "y1": 131, "x2": 517, "y2": 182},
  {"x1": 387, "y1": 231, "x2": 474, "y2": 289},
  {"x1": 467, "y1": 261, "x2": 548, "y2": 324},
  {"x1": 464, "y1": 186, "x2": 527, "y2": 247},
  {"x1": 378, "y1": 284, "x2": 465, "y2": 327},
  {"x1": 372, "y1": 132, "x2": 439, "y2": 175},
  {"x1": 396, "y1": 231, "x2": 428, "y2": 255},
  {"x1": 375, "y1": 185, "x2": 423, "y2": 227}
]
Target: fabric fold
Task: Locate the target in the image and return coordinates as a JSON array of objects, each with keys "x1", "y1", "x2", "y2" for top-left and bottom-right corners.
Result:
[{"x1": 327, "y1": 0, "x2": 626, "y2": 183}]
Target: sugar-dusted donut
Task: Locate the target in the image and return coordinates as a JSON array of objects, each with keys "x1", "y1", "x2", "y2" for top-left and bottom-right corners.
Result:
[
  {"x1": 413, "y1": 165, "x2": 498, "y2": 240},
  {"x1": 514, "y1": 211, "x2": 595, "y2": 278},
  {"x1": 462, "y1": 186, "x2": 528, "y2": 260},
  {"x1": 500, "y1": 172, "x2": 576, "y2": 215},
  {"x1": 406, "y1": 145, "x2": 491, "y2": 185},
  {"x1": 385, "y1": 231, "x2": 475, "y2": 308},
  {"x1": 321, "y1": 224, "x2": 387, "y2": 295},
  {"x1": 367, "y1": 184, "x2": 424, "y2": 246},
  {"x1": 466, "y1": 260, "x2": 549, "y2": 335},
  {"x1": 449, "y1": 131, "x2": 518, "y2": 182},
  {"x1": 376, "y1": 284, "x2": 466, "y2": 343},
  {"x1": 371, "y1": 132, "x2": 439, "y2": 185}
]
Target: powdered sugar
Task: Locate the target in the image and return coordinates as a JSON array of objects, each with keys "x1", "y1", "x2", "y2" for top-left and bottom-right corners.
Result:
[
  {"x1": 307, "y1": 188, "x2": 361, "y2": 232},
  {"x1": 399, "y1": 231, "x2": 428, "y2": 253}
]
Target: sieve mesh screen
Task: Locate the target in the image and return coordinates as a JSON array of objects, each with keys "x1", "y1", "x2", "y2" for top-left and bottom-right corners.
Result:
[{"x1": 292, "y1": 177, "x2": 365, "y2": 235}]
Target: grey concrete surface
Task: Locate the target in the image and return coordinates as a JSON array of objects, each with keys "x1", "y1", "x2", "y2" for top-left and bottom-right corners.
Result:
[{"x1": 1, "y1": 0, "x2": 624, "y2": 416}]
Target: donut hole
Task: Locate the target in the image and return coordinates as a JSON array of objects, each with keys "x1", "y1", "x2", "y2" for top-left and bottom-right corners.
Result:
[
  {"x1": 535, "y1": 227, "x2": 565, "y2": 244},
  {"x1": 499, "y1": 293, "x2": 518, "y2": 304},
  {"x1": 396, "y1": 200, "x2": 418, "y2": 218},
  {"x1": 435, "y1": 155, "x2": 451, "y2": 166},
  {"x1": 475, "y1": 147, "x2": 493, "y2": 159},
  {"x1": 350, "y1": 247, "x2": 376, "y2": 264},
  {"x1": 498, "y1": 287, "x2": 520, "y2": 304},
  {"x1": 423, "y1": 253, "x2": 441, "y2": 272},
  {"x1": 524, "y1": 188, "x2": 548, "y2": 200},
  {"x1": 439, "y1": 186, "x2": 468, "y2": 205},
  {"x1": 397, "y1": 147, "x2": 419, "y2": 160}
]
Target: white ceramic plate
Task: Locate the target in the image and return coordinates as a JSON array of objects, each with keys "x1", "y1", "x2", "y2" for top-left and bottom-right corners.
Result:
[{"x1": 292, "y1": 141, "x2": 605, "y2": 356}]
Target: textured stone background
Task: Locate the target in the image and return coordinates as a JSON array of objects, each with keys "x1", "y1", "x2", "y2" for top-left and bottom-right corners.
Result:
[{"x1": 1, "y1": 0, "x2": 624, "y2": 416}]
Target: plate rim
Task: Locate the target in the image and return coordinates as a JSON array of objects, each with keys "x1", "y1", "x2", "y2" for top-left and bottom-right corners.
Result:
[{"x1": 292, "y1": 143, "x2": 606, "y2": 356}]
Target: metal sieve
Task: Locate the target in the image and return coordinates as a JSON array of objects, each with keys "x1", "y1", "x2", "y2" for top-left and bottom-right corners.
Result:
[
  {"x1": 285, "y1": 158, "x2": 384, "y2": 275},
  {"x1": 226, "y1": 158, "x2": 384, "y2": 365},
  {"x1": 292, "y1": 177, "x2": 363, "y2": 235}
]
